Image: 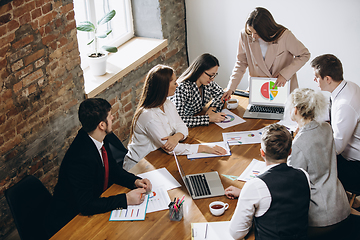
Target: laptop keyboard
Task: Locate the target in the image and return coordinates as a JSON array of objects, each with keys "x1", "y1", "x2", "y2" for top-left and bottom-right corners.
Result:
[
  {"x1": 249, "y1": 105, "x2": 284, "y2": 114},
  {"x1": 189, "y1": 174, "x2": 211, "y2": 197}
]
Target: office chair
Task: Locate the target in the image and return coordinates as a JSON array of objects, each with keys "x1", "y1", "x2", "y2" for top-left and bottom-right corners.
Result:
[{"x1": 5, "y1": 175, "x2": 53, "y2": 240}]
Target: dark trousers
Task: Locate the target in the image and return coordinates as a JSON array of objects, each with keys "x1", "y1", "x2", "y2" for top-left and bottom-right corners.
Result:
[{"x1": 337, "y1": 154, "x2": 360, "y2": 192}]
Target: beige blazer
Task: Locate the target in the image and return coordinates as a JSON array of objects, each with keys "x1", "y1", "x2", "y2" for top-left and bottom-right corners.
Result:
[{"x1": 227, "y1": 29, "x2": 310, "y2": 92}]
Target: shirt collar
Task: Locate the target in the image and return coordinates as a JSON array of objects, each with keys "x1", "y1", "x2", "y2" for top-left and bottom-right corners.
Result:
[
  {"x1": 331, "y1": 80, "x2": 346, "y2": 100},
  {"x1": 89, "y1": 134, "x2": 104, "y2": 151}
]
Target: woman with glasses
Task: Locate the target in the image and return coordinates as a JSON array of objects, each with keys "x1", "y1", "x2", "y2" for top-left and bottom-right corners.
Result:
[
  {"x1": 222, "y1": 7, "x2": 310, "y2": 101},
  {"x1": 170, "y1": 53, "x2": 225, "y2": 128},
  {"x1": 123, "y1": 64, "x2": 227, "y2": 170},
  {"x1": 286, "y1": 88, "x2": 350, "y2": 239}
]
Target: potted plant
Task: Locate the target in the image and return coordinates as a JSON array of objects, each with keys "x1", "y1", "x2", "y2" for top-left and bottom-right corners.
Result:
[{"x1": 76, "y1": 10, "x2": 118, "y2": 76}]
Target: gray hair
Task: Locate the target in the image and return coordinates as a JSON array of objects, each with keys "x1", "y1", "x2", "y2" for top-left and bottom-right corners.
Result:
[{"x1": 285, "y1": 88, "x2": 327, "y2": 124}]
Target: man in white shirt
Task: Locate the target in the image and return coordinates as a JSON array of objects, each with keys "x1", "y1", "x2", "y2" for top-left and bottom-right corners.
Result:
[
  {"x1": 225, "y1": 124, "x2": 310, "y2": 240},
  {"x1": 311, "y1": 54, "x2": 360, "y2": 194}
]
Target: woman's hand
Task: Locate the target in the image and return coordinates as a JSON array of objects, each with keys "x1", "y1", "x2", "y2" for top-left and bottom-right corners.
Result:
[
  {"x1": 206, "y1": 107, "x2": 226, "y2": 123},
  {"x1": 198, "y1": 145, "x2": 227, "y2": 155},
  {"x1": 225, "y1": 186, "x2": 241, "y2": 199},
  {"x1": 221, "y1": 89, "x2": 233, "y2": 102},
  {"x1": 161, "y1": 133, "x2": 184, "y2": 152},
  {"x1": 274, "y1": 74, "x2": 287, "y2": 87}
]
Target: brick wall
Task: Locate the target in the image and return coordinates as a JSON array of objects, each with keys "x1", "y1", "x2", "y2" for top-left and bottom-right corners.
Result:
[{"x1": 0, "y1": 0, "x2": 188, "y2": 238}]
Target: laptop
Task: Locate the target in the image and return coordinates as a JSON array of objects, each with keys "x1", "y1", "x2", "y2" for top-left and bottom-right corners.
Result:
[
  {"x1": 173, "y1": 152, "x2": 225, "y2": 199},
  {"x1": 243, "y1": 77, "x2": 290, "y2": 120}
]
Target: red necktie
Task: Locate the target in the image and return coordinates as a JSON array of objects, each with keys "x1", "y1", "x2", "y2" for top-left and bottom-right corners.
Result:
[{"x1": 101, "y1": 146, "x2": 109, "y2": 192}]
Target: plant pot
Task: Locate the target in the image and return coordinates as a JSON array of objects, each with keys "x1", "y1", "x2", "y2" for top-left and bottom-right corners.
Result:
[{"x1": 87, "y1": 52, "x2": 108, "y2": 76}]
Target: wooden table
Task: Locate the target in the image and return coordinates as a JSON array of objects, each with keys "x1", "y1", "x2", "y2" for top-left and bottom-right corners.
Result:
[{"x1": 50, "y1": 95, "x2": 277, "y2": 240}]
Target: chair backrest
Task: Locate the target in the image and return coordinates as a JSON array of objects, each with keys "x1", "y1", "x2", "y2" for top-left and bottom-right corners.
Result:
[{"x1": 5, "y1": 175, "x2": 53, "y2": 240}]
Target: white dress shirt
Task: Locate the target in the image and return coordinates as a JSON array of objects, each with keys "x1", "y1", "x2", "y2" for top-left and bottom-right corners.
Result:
[
  {"x1": 125, "y1": 99, "x2": 198, "y2": 163},
  {"x1": 331, "y1": 80, "x2": 360, "y2": 161},
  {"x1": 229, "y1": 164, "x2": 310, "y2": 240},
  {"x1": 89, "y1": 135, "x2": 104, "y2": 165}
]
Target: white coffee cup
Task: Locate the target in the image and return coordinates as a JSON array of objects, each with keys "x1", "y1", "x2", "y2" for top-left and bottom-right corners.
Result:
[
  {"x1": 209, "y1": 201, "x2": 229, "y2": 216},
  {"x1": 227, "y1": 98, "x2": 238, "y2": 109}
]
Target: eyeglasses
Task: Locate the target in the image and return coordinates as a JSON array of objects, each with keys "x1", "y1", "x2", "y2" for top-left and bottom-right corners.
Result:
[{"x1": 204, "y1": 72, "x2": 218, "y2": 80}]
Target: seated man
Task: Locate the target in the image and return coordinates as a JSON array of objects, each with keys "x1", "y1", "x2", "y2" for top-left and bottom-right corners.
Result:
[
  {"x1": 225, "y1": 124, "x2": 310, "y2": 240},
  {"x1": 311, "y1": 54, "x2": 360, "y2": 194},
  {"x1": 46, "y1": 98, "x2": 152, "y2": 237}
]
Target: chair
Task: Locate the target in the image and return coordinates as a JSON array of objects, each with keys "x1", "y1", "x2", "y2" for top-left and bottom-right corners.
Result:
[{"x1": 5, "y1": 175, "x2": 53, "y2": 240}]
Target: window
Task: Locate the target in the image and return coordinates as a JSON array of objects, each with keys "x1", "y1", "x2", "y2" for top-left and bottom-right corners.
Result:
[{"x1": 73, "y1": 0, "x2": 134, "y2": 69}]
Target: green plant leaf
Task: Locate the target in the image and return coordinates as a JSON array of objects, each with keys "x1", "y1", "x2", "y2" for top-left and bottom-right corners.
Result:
[
  {"x1": 105, "y1": 30, "x2": 112, "y2": 36},
  {"x1": 76, "y1": 21, "x2": 95, "y2": 32},
  {"x1": 97, "y1": 10, "x2": 116, "y2": 25},
  {"x1": 102, "y1": 46, "x2": 118, "y2": 53},
  {"x1": 97, "y1": 33, "x2": 108, "y2": 38},
  {"x1": 87, "y1": 39, "x2": 94, "y2": 45}
]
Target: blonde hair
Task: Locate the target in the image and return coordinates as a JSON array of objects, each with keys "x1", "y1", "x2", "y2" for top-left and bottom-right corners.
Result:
[{"x1": 286, "y1": 88, "x2": 327, "y2": 124}]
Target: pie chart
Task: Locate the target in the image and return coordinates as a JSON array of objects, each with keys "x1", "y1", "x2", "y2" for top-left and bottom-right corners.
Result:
[{"x1": 260, "y1": 81, "x2": 278, "y2": 100}]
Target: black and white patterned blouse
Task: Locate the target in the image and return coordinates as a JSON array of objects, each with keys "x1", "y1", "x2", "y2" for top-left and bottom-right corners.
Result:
[{"x1": 170, "y1": 80, "x2": 224, "y2": 127}]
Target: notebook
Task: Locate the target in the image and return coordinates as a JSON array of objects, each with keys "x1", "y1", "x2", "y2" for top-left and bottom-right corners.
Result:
[
  {"x1": 173, "y1": 152, "x2": 225, "y2": 200},
  {"x1": 243, "y1": 77, "x2": 290, "y2": 120}
]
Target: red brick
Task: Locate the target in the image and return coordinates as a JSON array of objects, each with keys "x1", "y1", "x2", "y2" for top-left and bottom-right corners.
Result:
[
  {"x1": 0, "y1": 135, "x2": 22, "y2": 155},
  {"x1": 66, "y1": 10, "x2": 74, "y2": 21},
  {"x1": 24, "y1": 49, "x2": 44, "y2": 66},
  {"x1": 61, "y1": 2, "x2": 74, "y2": 14},
  {"x1": 29, "y1": 19, "x2": 38, "y2": 29},
  {"x1": 13, "y1": 0, "x2": 25, "y2": 7},
  {"x1": 64, "y1": 99, "x2": 77, "y2": 112},
  {"x1": 121, "y1": 88, "x2": 132, "y2": 99},
  {"x1": 0, "y1": 25, "x2": 6, "y2": 39},
  {"x1": 7, "y1": 20, "x2": 20, "y2": 32},
  {"x1": 38, "y1": 11, "x2": 57, "y2": 27},
  {"x1": 28, "y1": 83, "x2": 37, "y2": 95},
  {"x1": 42, "y1": 33, "x2": 58, "y2": 46},
  {"x1": 1, "y1": 88, "x2": 12, "y2": 102},
  {"x1": 0, "y1": 44, "x2": 10, "y2": 58},
  {"x1": 13, "y1": 1, "x2": 36, "y2": 19},
  {"x1": 13, "y1": 80, "x2": 23, "y2": 93},
  {"x1": 58, "y1": 37, "x2": 67, "y2": 48},
  {"x1": 41, "y1": 2, "x2": 52, "y2": 14},
  {"x1": 31, "y1": 8, "x2": 42, "y2": 20},
  {"x1": 55, "y1": 18, "x2": 62, "y2": 29},
  {"x1": 0, "y1": 58, "x2": 7, "y2": 70},
  {"x1": 19, "y1": 13, "x2": 31, "y2": 26},
  {"x1": 0, "y1": 13, "x2": 11, "y2": 25},
  {"x1": 50, "y1": 101, "x2": 61, "y2": 111},
  {"x1": 0, "y1": 2, "x2": 12, "y2": 16},
  {"x1": 165, "y1": 48, "x2": 178, "y2": 60},
  {"x1": 4, "y1": 128, "x2": 16, "y2": 142},
  {"x1": 0, "y1": 136, "x2": 4, "y2": 148},
  {"x1": 12, "y1": 34, "x2": 34, "y2": 49},
  {"x1": 35, "y1": 58, "x2": 45, "y2": 68},
  {"x1": 124, "y1": 102, "x2": 132, "y2": 113},
  {"x1": 35, "y1": 0, "x2": 46, "y2": 8},
  {"x1": 61, "y1": 20, "x2": 76, "y2": 35},
  {"x1": 22, "y1": 69, "x2": 43, "y2": 86},
  {"x1": 14, "y1": 64, "x2": 33, "y2": 79},
  {"x1": 0, "y1": 32, "x2": 15, "y2": 45}
]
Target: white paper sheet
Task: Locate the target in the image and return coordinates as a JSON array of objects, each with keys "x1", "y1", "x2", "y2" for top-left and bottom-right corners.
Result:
[
  {"x1": 215, "y1": 109, "x2": 246, "y2": 129},
  {"x1": 138, "y1": 167, "x2": 181, "y2": 190},
  {"x1": 191, "y1": 221, "x2": 240, "y2": 240},
  {"x1": 146, "y1": 186, "x2": 172, "y2": 213},
  {"x1": 237, "y1": 158, "x2": 267, "y2": 182},
  {"x1": 187, "y1": 141, "x2": 231, "y2": 159},
  {"x1": 109, "y1": 194, "x2": 149, "y2": 221},
  {"x1": 222, "y1": 130, "x2": 262, "y2": 146}
]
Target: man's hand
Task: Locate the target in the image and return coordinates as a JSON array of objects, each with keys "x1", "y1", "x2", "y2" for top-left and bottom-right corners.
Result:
[
  {"x1": 126, "y1": 188, "x2": 147, "y2": 205},
  {"x1": 135, "y1": 178, "x2": 152, "y2": 193},
  {"x1": 225, "y1": 186, "x2": 241, "y2": 199}
]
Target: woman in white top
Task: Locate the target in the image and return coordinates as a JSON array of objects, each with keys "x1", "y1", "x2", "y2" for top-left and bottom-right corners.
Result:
[
  {"x1": 286, "y1": 88, "x2": 350, "y2": 238},
  {"x1": 123, "y1": 65, "x2": 226, "y2": 170}
]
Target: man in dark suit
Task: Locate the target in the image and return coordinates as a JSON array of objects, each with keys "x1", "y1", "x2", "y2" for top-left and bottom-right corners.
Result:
[{"x1": 46, "y1": 98, "x2": 152, "y2": 237}]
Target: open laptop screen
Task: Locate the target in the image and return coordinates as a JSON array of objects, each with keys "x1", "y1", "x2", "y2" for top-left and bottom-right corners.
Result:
[{"x1": 249, "y1": 77, "x2": 290, "y2": 106}]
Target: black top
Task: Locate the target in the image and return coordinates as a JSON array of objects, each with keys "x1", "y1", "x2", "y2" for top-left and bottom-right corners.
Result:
[{"x1": 254, "y1": 163, "x2": 310, "y2": 240}]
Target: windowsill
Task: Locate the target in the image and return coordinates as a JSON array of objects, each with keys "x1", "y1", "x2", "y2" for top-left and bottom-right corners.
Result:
[{"x1": 84, "y1": 37, "x2": 168, "y2": 98}]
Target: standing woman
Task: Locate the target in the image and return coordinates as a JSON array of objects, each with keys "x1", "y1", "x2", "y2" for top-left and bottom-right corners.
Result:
[
  {"x1": 223, "y1": 7, "x2": 310, "y2": 100},
  {"x1": 286, "y1": 88, "x2": 350, "y2": 239},
  {"x1": 170, "y1": 53, "x2": 226, "y2": 128},
  {"x1": 123, "y1": 65, "x2": 226, "y2": 170}
]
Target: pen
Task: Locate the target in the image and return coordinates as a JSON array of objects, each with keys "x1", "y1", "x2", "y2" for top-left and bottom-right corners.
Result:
[
  {"x1": 205, "y1": 223, "x2": 208, "y2": 239},
  {"x1": 212, "y1": 109, "x2": 226, "y2": 117}
]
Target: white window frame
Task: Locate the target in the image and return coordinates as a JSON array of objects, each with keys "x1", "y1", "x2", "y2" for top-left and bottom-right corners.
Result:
[{"x1": 74, "y1": 0, "x2": 134, "y2": 69}]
